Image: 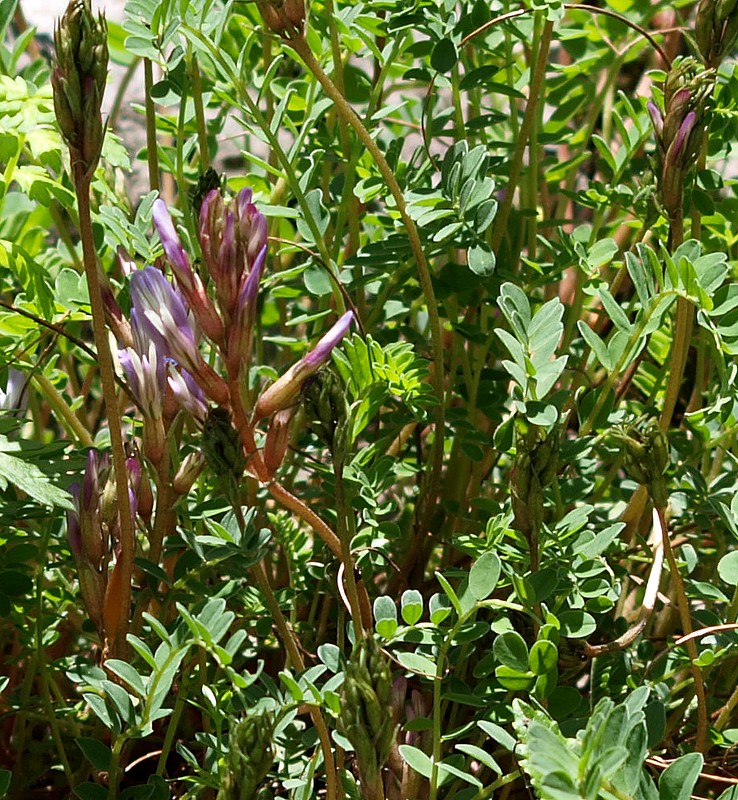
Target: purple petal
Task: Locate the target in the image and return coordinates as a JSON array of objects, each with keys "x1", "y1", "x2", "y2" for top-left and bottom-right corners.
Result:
[
  {"x1": 670, "y1": 110, "x2": 697, "y2": 163},
  {"x1": 152, "y1": 198, "x2": 195, "y2": 291},
  {"x1": 647, "y1": 101, "x2": 663, "y2": 137},
  {"x1": 254, "y1": 311, "x2": 354, "y2": 418},
  {"x1": 303, "y1": 311, "x2": 355, "y2": 369},
  {"x1": 130, "y1": 267, "x2": 198, "y2": 370}
]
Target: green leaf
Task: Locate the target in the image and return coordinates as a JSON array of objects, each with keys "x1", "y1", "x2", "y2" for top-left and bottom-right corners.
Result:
[
  {"x1": 73, "y1": 784, "x2": 108, "y2": 800},
  {"x1": 468, "y1": 242, "x2": 495, "y2": 276},
  {"x1": 456, "y1": 744, "x2": 502, "y2": 775},
  {"x1": 431, "y1": 38, "x2": 458, "y2": 72},
  {"x1": 529, "y1": 640, "x2": 558, "y2": 676},
  {"x1": 494, "y1": 631, "x2": 529, "y2": 671},
  {"x1": 469, "y1": 551, "x2": 501, "y2": 601},
  {"x1": 401, "y1": 589, "x2": 424, "y2": 625},
  {"x1": 396, "y1": 651, "x2": 437, "y2": 677},
  {"x1": 495, "y1": 665, "x2": 536, "y2": 691},
  {"x1": 399, "y1": 744, "x2": 433, "y2": 778},
  {"x1": 0, "y1": 439, "x2": 72, "y2": 509},
  {"x1": 76, "y1": 738, "x2": 112, "y2": 771},
  {"x1": 718, "y1": 551, "x2": 738, "y2": 585},
  {"x1": 373, "y1": 596, "x2": 398, "y2": 638},
  {"x1": 0, "y1": 769, "x2": 10, "y2": 799},
  {"x1": 429, "y1": 592, "x2": 452, "y2": 625},
  {"x1": 658, "y1": 753, "x2": 703, "y2": 800},
  {"x1": 558, "y1": 610, "x2": 596, "y2": 638},
  {"x1": 104, "y1": 660, "x2": 147, "y2": 697}
]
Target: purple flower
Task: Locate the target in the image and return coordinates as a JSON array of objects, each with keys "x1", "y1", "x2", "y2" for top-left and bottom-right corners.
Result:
[
  {"x1": 130, "y1": 267, "x2": 198, "y2": 370},
  {"x1": 199, "y1": 188, "x2": 267, "y2": 322},
  {"x1": 254, "y1": 311, "x2": 354, "y2": 419},
  {"x1": 118, "y1": 342, "x2": 165, "y2": 420},
  {"x1": 130, "y1": 267, "x2": 229, "y2": 405},
  {"x1": 152, "y1": 198, "x2": 196, "y2": 293},
  {"x1": 168, "y1": 366, "x2": 208, "y2": 425},
  {"x1": 152, "y1": 198, "x2": 225, "y2": 344}
]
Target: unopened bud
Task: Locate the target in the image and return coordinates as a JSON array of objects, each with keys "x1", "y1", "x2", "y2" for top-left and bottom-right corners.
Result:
[
  {"x1": 263, "y1": 407, "x2": 296, "y2": 477},
  {"x1": 257, "y1": 0, "x2": 306, "y2": 39},
  {"x1": 51, "y1": 0, "x2": 109, "y2": 177},
  {"x1": 172, "y1": 451, "x2": 205, "y2": 495},
  {"x1": 254, "y1": 312, "x2": 353, "y2": 420}
]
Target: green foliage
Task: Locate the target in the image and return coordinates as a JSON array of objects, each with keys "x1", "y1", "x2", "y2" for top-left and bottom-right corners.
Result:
[{"x1": 6, "y1": 0, "x2": 738, "y2": 797}]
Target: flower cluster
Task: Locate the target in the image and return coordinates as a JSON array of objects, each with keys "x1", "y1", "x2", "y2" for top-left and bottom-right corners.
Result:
[
  {"x1": 67, "y1": 450, "x2": 142, "y2": 636},
  {"x1": 647, "y1": 57, "x2": 714, "y2": 218},
  {"x1": 696, "y1": 0, "x2": 738, "y2": 68},
  {"x1": 115, "y1": 187, "x2": 353, "y2": 480},
  {"x1": 51, "y1": 0, "x2": 108, "y2": 177}
]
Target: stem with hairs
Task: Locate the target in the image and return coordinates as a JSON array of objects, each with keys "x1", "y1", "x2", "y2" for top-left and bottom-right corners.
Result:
[{"x1": 73, "y1": 167, "x2": 135, "y2": 658}]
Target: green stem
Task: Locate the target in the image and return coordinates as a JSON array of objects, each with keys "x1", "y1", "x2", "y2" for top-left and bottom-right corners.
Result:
[
  {"x1": 34, "y1": 530, "x2": 75, "y2": 790},
  {"x1": 74, "y1": 171, "x2": 135, "y2": 657},
  {"x1": 32, "y1": 373, "x2": 94, "y2": 447},
  {"x1": 659, "y1": 213, "x2": 690, "y2": 432},
  {"x1": 190, "y1": 53, "x2": 210, "y2": 171},
  {"x1": 334, "y1": 461, "x2": 366, "y2": 640},
  {"x1": 655, "y1": 505, "x2": 707, "y2": 752},
  {"x1": 108, "y1": 734, "x2": 126, "y2": 800},
  {"x1": 144, "y1": 58, "x2": 160, "y2": 192},
  {"x1": 489, "y1": 17, "x2": 554, "y2": 257},
  {"x1": 289, "y1": 37, "x2": 446, "y2": 529}
]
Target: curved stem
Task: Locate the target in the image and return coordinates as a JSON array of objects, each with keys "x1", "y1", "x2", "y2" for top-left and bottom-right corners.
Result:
[
  {"x1": 288, "y1": 37, "x2": 446, "y2": 529},
  {"x1": 268, "y1": 479, "x2": 342, "y2": 558},
  {"x1": 32, "y1": 373, "x2": 94, "y2": 447}
]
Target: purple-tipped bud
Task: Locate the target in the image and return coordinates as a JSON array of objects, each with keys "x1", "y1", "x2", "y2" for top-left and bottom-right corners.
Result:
[
  {"x1": 79, "y1": 450, "x2": 107, "y2": 567},
  {"x1": 647, "y1": 101, "x2": 663, "y2": 139},
  {"x1": 152, "y1": 199, "x2": 196, "y2": 292},
  {"x1": 100, "y1": 270, "x2": 133, "y2": 348},
  {"x1": 152, "y1": 198, "x2": 225, "y2": 344},
  {"x1": 666, "y1": 111, "x2": 698, "y2": 167},
  {"x1": 254, "y1": 311, "x2": 354, "y2": 419},
  {"x1": 226, "y1": 245, "x2": 266, "y2": 375},
  {"x1": 199, "y1": 187, "x2": 267, "y2": 324}
]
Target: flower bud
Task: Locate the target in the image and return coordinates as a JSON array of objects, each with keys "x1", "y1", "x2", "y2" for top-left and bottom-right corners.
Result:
[
  {"x1": 649, "y1": 57, "x2": 714, "y2": 218},
  {"x1": 51, "y1": 0, "x2": 108, "y2": 177},
  {"x1": 172, "y1": 451, "x2": 205, "y2": 495},
  {"x1": 201, "y1": 407, "x2": 246, "y2": 485},
  {"x1": 609, "y1": 416, "x2": 670, "y2": 506},
  {"x1": 263, "y1": 407, "x2": 296, "y2": 477},
  {"x1": 254, "y1": 311, "x2": 354, "y2": 420},
  {"x1": 338, "y1": 637, "x2": 397, "y2": 793},
  {"x1": 696, "y1": 0, "x2": 738, "y2": 67},
  {"x1": 257, "y1": 0, "x2": 306, "y2": 39},
  {"x1": 218, "y1": 712, "x2": 275, "y2": 800}
]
